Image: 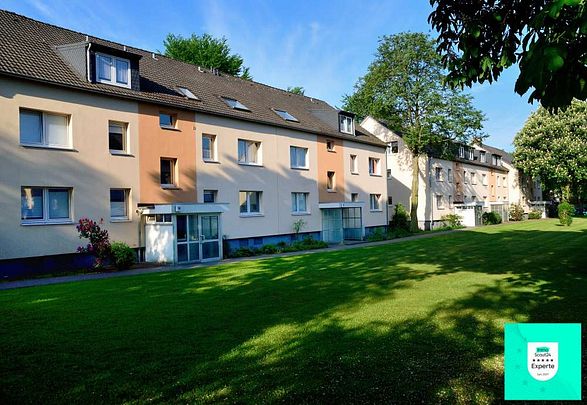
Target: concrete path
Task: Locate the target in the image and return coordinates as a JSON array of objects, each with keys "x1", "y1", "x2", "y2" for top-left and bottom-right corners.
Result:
[{"x1": 0, "y1": 229, "x2": 462, "y2": 291}]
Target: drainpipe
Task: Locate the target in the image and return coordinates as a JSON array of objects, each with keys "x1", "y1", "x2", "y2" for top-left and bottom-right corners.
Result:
[
  {"x1": 86, "y1": 42, "x2": 92, "y2": 82},
  {"x1": 136, "y1": 207, "x2": 144, "y2": 262}
]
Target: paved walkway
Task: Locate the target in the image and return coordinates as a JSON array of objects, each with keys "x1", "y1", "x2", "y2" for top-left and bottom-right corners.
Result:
[{"x1": 0, "y1": 229, "x2": 462, "y2": 291}]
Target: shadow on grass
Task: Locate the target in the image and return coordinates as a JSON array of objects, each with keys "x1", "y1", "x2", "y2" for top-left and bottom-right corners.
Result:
[{"x1": 0, "y1": 222, "x2": 586, "y2": 403}]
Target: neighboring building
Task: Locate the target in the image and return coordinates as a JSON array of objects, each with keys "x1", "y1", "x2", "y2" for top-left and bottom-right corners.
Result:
[
  {"x1": 0, "y1": 10, "x2": 387, "y2": 273},
  {"x1": 362, "y1": 116, "x2": 542, "y2": 229}
]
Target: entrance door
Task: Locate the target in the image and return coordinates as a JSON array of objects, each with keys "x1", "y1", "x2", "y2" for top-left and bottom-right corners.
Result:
[
  {"x1": 176, "y1": 214, "x2": 221, "y2": 263},
  {"x1": 321, "y1": 209, "x2": 343, "y2": 243}
]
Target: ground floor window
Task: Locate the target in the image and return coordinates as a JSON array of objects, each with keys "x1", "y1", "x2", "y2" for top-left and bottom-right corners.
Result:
[
  {"x1": 291, "y1": 192, "x2": 309, "y2": 214},
  {"x1": 369, "y1": 194, "x2": 381, "y2": 211},
  {"x1": 21, "y1": 187, "x2": 72, "y2": 224},
  {"x1": 239, "y1": 191, "x2": 261, "y2": 214},
  {"x1": 110, "y1": 188, "x2": 130, "y2": 220},
  {"x1": 203, "y1": 190, "x2": 217, "y2": 203}
]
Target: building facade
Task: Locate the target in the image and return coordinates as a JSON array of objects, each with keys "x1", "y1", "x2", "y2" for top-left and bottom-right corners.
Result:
[{"x1": 0, "y1": 10, "x2": 387, "y2": 274}]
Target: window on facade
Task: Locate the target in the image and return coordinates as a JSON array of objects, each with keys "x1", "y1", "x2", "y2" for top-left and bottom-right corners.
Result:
[
  {"x1": 497, "y1": 176, "x2": 501, "y2": 187},
  {"x1": 159, "y1": 112, "x2": 176, "y2": 128},
  {"x1": 468, "y1": 148, "x2": 474, "y2": 160},
  {"x1": 387, "y1": 141, "x2": 399, "y2": 154},
  {"x1": 387, "y1": 169, "x2": 392, "y2": 179},
  {"x1": 291, "y1": 192, "x2": 309, "y2": 213},
  {"x1": 21, "y1": 187, "x2": 71, "y2": 223},
  {"x1": 350, "y1": 154, "x2": 358, "y2": 173},
  {"x1": 482, "y1": 173, "x2": 488, "y2": 186},
  {"x1": 435, "y1": 167, "x2": 443, "y2": 181},
  {"x1": 239, "y1": 191, "x2": 261, "y2": 214},
  {"x1": 459, "y1": 145, "x2": 465, "y2": 158},
  {"x1": 222, "y1": 97, "x2": 250, "y2": 111},
  {"x1": 290, "y1": 146, "x2": 308, "y2": 169},
  {"x1": 436, "y1": 194, "x2": 444, "y2": 209},
  {"x1": 110, "y1": 188, "x2": 129, "y2": 220},
  {"x1": 146, "y1": 214, "x2": 172, "y2": 223},
  {"x1": 160, "y1": 158, "x2": 176, "y2": 186},
  {"x1": 368, "y1": 158, "x2": 381, "y2": 175},
  {"x1": 480, "y1": 151, "x2": 486, "y2": 163},
  {"x1": 108, "y1": 121, "x2": 127, "y2": 153},
  {"x1": 370, "y1": 194, "x2": 381, "y2": 211},
  {"x1": 503, "y1": 176, "x2": 507, "y2": 187},
  {"x1": 20, "y1": 109, "x2": 70, "y2": 148},
  {"x1": 238, "y1": 139, "x2": 261, "y2": 164},
  {"x1": 202, "y1": 134, "x2": 216, "y2": 161},
  {"x1": 327, "y1": 171, "x2": 336, "y2": 191},
  {"x1": 472, "y1": 196, "x2": 477, "y2": 202},
  {"x1": 96, "y1": 53, "x2": 131, "y2": 88},
  {"x1": 471, "y1": 172, "x2": 477, "y2": 185},
  {"x1": 203, "y1": 189, "x2": 217, "y2": 203},
  {"x1": 387, "y1": 196, "x2": 393, "y2": 205},
  {"x1": 448, "y1": 168, "x2": 453, "y2": 183},
  {"x1": 326, "y1": 140, "x2": 335, "y2": 151},
  {"x1": 339, "y1": 115, "x2": 353, "y2": 134},
  {"x1": 464, "y1": 170, "x2": 469, "y2": 184},
  {"x1": 273, "y1": 109, "x2": 298, "y2": 122},
  {"x1": 492, "y1": 154, "x2": 502, "y2": 166},
  {"x1": 448, "y1": 195, "x2": 453, "y2": 208},
  {"x1": 351, "y1": 193, "x2": 359, "y2": 202}
]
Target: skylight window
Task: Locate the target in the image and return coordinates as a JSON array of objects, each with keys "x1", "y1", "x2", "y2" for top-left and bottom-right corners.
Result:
[
  {"x1": 175, "y1": 86, "x2": 199, "y2": 100},
  {"x1": 273, "y1": 109, "x2": 299, "y2": 122},
  {"x1": 222, "y1": 97, "x2": 250, "y2": 111}
]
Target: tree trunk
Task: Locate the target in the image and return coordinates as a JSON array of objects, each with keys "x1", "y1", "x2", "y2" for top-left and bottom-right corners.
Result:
[{"x1": 410, "y1": 153, "x2": 420, "y2": 232}]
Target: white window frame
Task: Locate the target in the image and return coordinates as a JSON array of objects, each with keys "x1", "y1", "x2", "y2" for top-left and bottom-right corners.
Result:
[
  {"x1": 238, "y1": 139, "x2": 262, "y2": 165},
  {"x1": 368, "y1": 157, "x2": 381, "y2": 176},
  {"x1": 326, "y1": 139, "x2": 335, "y2": 152},
  {"x1": 350, "y1": 154, "x2": 358, "y2": 174},
  {"x1": 202, "y1": 134, "x2": 217, "y2": 162},
  {"x1": 482, "y1": 173, "x2": 488, "y2": 186},
  {"x1": 21, "y1": 187, "x2": 73, "y2": 225},
  {"x1": 291, "y1": 192, "x2": 309, "y2": 214},
  {"x1": 339, "y1": 115, "x2": 354, "y2": 134},
  {"x1": 435, "y1": 167, "x2": 443, "y2": 182},
  {"x1": 468, "y1": 149, "x2": 474, "y2": 160},
  {"x1": 471, "y1": 171, "x2": 477, "y2": 185},
  {"x1": 480, "y1": 151, "x2": 486, "y2": 163},
  {"x1": 239, "y1": 191, "x2": 262, "y2": 216},
  {"x1": 95, "y1": 52, "x2": 131, "y2": 89},
  {"x1": 108, "y1": 121, "x2": 129, "y2": 154},
  {"x1": 327, "y1": 171, "x2": 336, "y2": 191},
  {"x1": 110, "y1": 188, "x2": 130, "y2": 221},
  {"x1": 19, "y1": 108, "x2": 72, "y2": 149},
  {"x1": 290, "y1": 146, "x2": 308, "y2": 169},
  {"x1": 369, "y1": 193, "x2": 382, "y2": 211},
  {"x1": 459, "y1": 145, "x2": 465, "y2": 158},
  {"x1": 436, "y1": 194, "x2": 444, "y2": 210},
  {"x1": 464, "y1": 170, "x2": 469, "y2": 184},
  {"x1": 203, "y1": 189, "x2": 217, "y2": 203},
  {"x1": 160, "y1": 158, "x2": 177, "y2": 187}
]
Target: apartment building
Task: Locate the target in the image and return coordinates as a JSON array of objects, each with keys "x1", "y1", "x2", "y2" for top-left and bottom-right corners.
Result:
[
  {"x1": 0, "y1": 10, "x2": 387, "y2": 273},
  {"x1": 362, "y1": 117, "x2": 541, "y2": 228}
]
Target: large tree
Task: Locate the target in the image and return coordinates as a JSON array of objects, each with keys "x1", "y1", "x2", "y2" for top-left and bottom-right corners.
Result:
[
  {"x1": 429, "y1": 0, "x2": 587, "y2": 110},
  {"x1": 344, "y1": 33, "x2": 485, "y2": 232},
  {"x1": 514, "y1": 100, "x2": 587, "y2": 201},
  {"x1": 287, "y1": 86, "x2": 305, "y2": 95},
  {"x1": 163, "y1": 33, "x2": 252, "y2": 79}
]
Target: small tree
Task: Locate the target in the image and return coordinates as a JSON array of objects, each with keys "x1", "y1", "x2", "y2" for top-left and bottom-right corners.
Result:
[
  {"x1": 76, "y1": 218, "x2": 110, "y2": 268},
  {"x1": 292, "y1": 218, "x2": 306, "y2": 240},
  {"x1": 509, "y1": 204, "x2": 524, "y2": 221},
  {"x1": 390, "y1": 203, "x2": 410, "y2": 231},
  {"x1": 558, "y1": 201, "x2": 575, "y2": 226}
]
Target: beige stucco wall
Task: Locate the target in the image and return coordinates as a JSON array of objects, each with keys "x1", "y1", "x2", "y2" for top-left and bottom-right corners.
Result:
[
  {"x1": 194, "y1": 113, "x2": 322, "y2": 240},
  {"x1": 0, "y1": 77, "x2": 140, "y2": 259},
  {"x1": 342, "y1": 141, "x2": 388, "y2": 227}
]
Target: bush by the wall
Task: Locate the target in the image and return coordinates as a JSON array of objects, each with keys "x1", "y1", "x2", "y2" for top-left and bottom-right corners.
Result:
[
  {"x1": 390, "y1": 203, "x2": 410, "y2": 230},
  {"x1": 110, "y1": 241, "x2": 135, "y2": 270},
  {"x1": 558, "y1": 201, "x2": 575, "y2": 226},
  {"x1": 440, "y1": 214, "x2": 462, "y2": 229},
  {"x1": 528, "y1": 210, "x2": 542, "y2": 220},
  {"x1": 230, "y1": 247, "x2": 258, "y2": 258},
  {"x1": 509, "y1": 204, "x2": 524, "y2": 221},
  {"x1": 259, "y1": 244, "x2": 278, "y2": 254},
  {"x1": 76, "y1": 218, "x2": 111, "y2": 268},
  {"x1": 482, "y1": 211, "x2": 502, "y2": 225},
  {"x1": 366, "y1": 228, "x2": 387, "y2": 242}
]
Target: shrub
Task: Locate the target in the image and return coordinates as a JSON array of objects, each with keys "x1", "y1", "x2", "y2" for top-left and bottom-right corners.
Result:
[
  {"x1": 482, "y1": 211, "x2": 502, "y2": 225},
  {"x1": 440, "y1": 214, "x2": 462, "y2": 228},
  {"x1": 367, "y1": 228, "x2": 387, "y2": 242},
  {"x1": 276, "y1": 241, "x2": 288, "y2": 249},
  {"x1": 76, "y1": 218, "x2": 111, "y2": 268},
  {"x1": 110, "y1": 241, "x2": 135, "y2": 270},
  {"x1": 229, "y1": 247, "x2": 258, "y2": 258},
  {"x1": 558, "y1": 201, "x2": 575, "y2": 226},
  {"x1": 259, "y1": 244, "x2": 278, "y2": 255},
  {"x1": 292, "y1": 218, "x2": 306, "y2": 240},
  {"x1": 292, "y1": 236, "x2": 328, "y2": 250},
  {"x1": 390, "y1": 203, "x2": 410, "y2": 230},
  {"x1": 528, "y1": 210, "x2": 542, "y2": 220},
  {"x1": 509, "y1": 204, "x2": 524, "y2": 221},
  {"x1": 387, "y1": 228, "x2": 412, "y2": 239}
]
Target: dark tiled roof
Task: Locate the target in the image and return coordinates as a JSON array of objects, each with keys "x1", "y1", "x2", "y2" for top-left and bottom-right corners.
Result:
[{"x1": 0, "y1": 10, "x2": 385, "y2": 147}]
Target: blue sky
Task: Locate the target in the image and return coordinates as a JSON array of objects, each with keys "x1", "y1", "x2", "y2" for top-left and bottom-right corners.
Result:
[{"x1": 4, "y1": 0, "x2": 538, "y2": 151}]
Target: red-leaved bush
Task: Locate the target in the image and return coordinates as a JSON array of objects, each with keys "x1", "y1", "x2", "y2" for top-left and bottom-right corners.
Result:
[{"x1": 76, "y1": 218, "x2": 111, "y2": 268}]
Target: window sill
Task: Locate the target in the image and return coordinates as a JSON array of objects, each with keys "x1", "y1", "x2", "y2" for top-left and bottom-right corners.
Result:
[
  {"x1": 160, "y1": 125, "x2": 181, "y2": 132},
  {"x1": 291, "y1": 166, "x2": 309, "y2": 171},
  {"x1": 203, "y1": 159, "x2": 220, "y2": 164},
  {"x1": 327, "y1": 149, "x2": 336, "y2": 153},
  {"x1": 239, "y1": 213, "x2": 264, "y2": 218},
  {"x1": 238, "y1": 162, "x2": 263, "y2": 167},
  {"x1": 21, "y1": 220, "x2": 74, "y2": 226},
  {"x1": 350, "y1": 171, "x2": 359, "y2": 175},
  {"x1": 327, "y1": 190, "x2": 337, "y2": 193},
  {"x1": 369, "y1": 173, "x2": 382, "y2": 177},
  {"x1": 96, "y1": 79, "x2": 131, "y2": 89},
  {"x1": 369, "y1": 209, "x2": 383, "y2": 213},
  {"x1": 110, "y1": 218, "x2": 131, "y2": 223},
  {"x1": 292, "y1": 212, "x2": 311, "y2": 216},
  {"x1": 110, "y1": 151, "x2": 135, "y2": 157},
  {"x1": 21, "y1": 144, "x2": 77, "y2": 152},
  {"x1": 161, "y1": 185, "x2": 181, "y2": 190}
]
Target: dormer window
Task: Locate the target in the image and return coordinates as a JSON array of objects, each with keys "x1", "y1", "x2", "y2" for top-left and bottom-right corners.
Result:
[
  {"x1": 458, "y1": 145, "x2": 465, "y2": 158},
  {"x1": 468, "y1": 148, "x2": 474, "y2": 160},
  {"x1": 96, "y1": 53, "x2": 131, "y2": 88},
  {"x1": 222, "y1": 97, "x2": 250, "y2": 111},
  {"x1": 273, "y1": 109, "x2": 298, "y2": 122},
  {"x1": 339, "y1": 114, "x2": 354, "y2": 134}
]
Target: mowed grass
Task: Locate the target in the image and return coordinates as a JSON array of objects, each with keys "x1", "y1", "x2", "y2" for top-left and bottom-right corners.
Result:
[{"x1": 1, "y1": 219, "x2": 586, "y2": 404}]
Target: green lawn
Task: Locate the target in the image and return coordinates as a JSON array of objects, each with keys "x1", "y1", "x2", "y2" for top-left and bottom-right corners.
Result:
[{"x1": 1, "y1": 219, "x2": 586, "y2": 404}]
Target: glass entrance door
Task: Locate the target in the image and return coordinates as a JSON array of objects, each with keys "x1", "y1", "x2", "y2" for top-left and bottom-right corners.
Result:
[{"x1": 176, "y1": 214, "x2": 221, "y2": 263}]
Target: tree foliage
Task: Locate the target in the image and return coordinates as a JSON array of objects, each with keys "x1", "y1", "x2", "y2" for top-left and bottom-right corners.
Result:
[
  {"x1": 429, "y1": 0, "x2": 587, "y2": 110},
  {"x1": 163, "y1": 33, "x2": 251, "y2": 79},
  {"x1": 513, "y1": 100, "x2": 587, "y2": 200},
  {"x1": 287, "y1": 86, "x2": 305, "y2": 95},
  {"x1": 343, "y1": 33, "x2": 484, "y2": 231}
]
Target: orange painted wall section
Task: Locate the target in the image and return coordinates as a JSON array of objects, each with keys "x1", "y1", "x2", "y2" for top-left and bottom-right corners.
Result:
[
  {"x1": 317, "y1": 136, "x2": 345, "y2": 202},
  {"x1": 138, "y1": 103, "x2": 197, "y2": 203}
]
